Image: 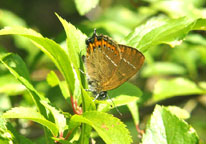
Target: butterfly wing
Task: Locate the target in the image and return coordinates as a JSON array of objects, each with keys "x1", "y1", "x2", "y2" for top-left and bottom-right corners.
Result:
[
  {"x1": 85, "y1": 35, "x2": 122, "y2": 93},
  {"x1": 101, "y1": 44, "x2": 145, "y2": 91}
]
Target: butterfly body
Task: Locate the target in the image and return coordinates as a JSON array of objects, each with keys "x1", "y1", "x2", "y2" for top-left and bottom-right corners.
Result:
[{"x1": 85, "y1": 30, "x2": 145, "y2": 99}]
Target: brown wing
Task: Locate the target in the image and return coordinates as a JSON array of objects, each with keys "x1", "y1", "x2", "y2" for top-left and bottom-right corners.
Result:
[
  {"x1": 101, "y1": 44, "x2": 145, "y2": 91},
  {"x1": 85, "y1": 35, "x2": 122, "y2": 93}
]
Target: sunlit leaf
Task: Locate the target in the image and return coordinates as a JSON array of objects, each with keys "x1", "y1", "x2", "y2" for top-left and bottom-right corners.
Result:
[
  {"x1": 153, "y1": 77, "x2": 206, "y2": 101},
  {"x1": 0, "y1": 74, "x2": 26, "y2": 95},
  {"x1": 141, "y1": 62, "x2": 187, "y2": 77},
  {"x1": 125, "y1": 17, "x2": 206, "y2": 52},
  {"x1": 41, "y1": 100, "x2": 67, "y2": 134},
  {"x1": 2, "y1": 107, "x2": 58, "y2": 136},
  {"x1": 98, "y1": 82, "x2": 142, "y2": 112},
  {"x1": 142, "y1": 105, "x2": 199, "y2": 144},
  {"x1": 71, "y1": 111, "x2": 132, "y2": 144},
  {"x1": 74, "y1": 0, "x2": 99, "y2": 15}
]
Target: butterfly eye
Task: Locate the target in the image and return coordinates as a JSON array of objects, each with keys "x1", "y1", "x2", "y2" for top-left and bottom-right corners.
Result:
[
  {"x1": 86, "y1": 39, "x2": 89, "y2": 45},
  {"x1": 98, "y1": 45, "x2": 101, "y2": 48},
  {"x1": 104, "y1": 44, "x2": 106, "y2": 48}
]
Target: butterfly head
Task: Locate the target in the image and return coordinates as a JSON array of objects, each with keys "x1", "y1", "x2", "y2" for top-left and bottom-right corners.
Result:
[{"x1": 86, "y1": 29, "x2": 97, "y2": 45}]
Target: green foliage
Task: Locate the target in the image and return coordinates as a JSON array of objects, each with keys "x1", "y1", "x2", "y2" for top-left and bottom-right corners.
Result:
[
  {"x1": 71, "y1": 111, "x2": 132, "y2": 144},
  {"x1": 0, "y1": 0, "x2": 206, "y2": 143},
  {"x1": 153, "y1": 77, "x2": 206, "y2": 101},
  {"x1": 3, "y1": 107, "x2": 59, "y2": 136},
  {"x1": 142, "y1": 105, "x2": 199, "y2": 144},
  {"x1": 0, "y1": 117, "x2": 34, "y2": 144},
  {"x1": 74, "y1": 0, "x2": 99, "y2": 15}
]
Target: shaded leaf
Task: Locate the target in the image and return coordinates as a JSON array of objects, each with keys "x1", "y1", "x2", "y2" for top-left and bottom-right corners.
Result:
[
  {"x1": 0, "y1": 117, "x2": 34, "y2": 144},
  {"x1": 46, "y1": 71, "x2": 70, "y2": 99}
]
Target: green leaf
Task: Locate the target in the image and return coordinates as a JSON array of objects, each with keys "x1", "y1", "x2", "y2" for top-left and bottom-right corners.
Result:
[
  {"x1": 56, "y1": 14, "x2": 87, "y2": 68},
  {"x1": 71, "y1": 111, "x2": 133, "y2": 144},
  {"x1": 186, "y1": 34, "x2": 206, "y2": 46},
  {"x1": 0, "y1": 9, "x2": 39, "y2": 63},
  {"x1": 108, "y1": 82, "x2": 142, "y2": 99},
  {"x1": 0, "y1": 53, "x2": 54, "y2": 142},
  {"x1": 193, "y1": 18, "x2": 206, "y2": 30},
  {"x1": 0, "y1": 117, "x2": 34, "y2": 144},
  {"x1": 0, "y1": 26, "x2": 76, "y2": 99},
  {"x1": 0, "y1": 53, "x2": 48, "y2": 115},
  {"x1": 56, "y1": 18, "x2": 96, "y2": 144},
  {"x1": 56, "y1": 14, "x2": 87, "y2": 102},
  {"x1": 0, "y1": 74, "x2": 26, "y2": 95},
  {"x1": 98, "y1": 82, "x2": 142, "y2": 112},
  {"x1": 141, "y1": 62, "x2": 187, "y2": 77},
  {"x1": 46, "y1": 71, "x2": 59, "y2": 87},
  {"x1": 74, "y1": 0, "x2": 99, "y2": 15},
  {"x1": 0, "y1": 94, "x2": 11, "y2": 110},
  {"x1": 167, "y1": 106, "x2": 190, "y2": 119},
  {"x1": 153, "y1": 77, "x2": 206, "y2": 101},
  {"x1": 46, "y1": 71, "x2": 70, "y2": 99},
  {"x1": 142, "y1": 105, "x2": 199, "y2": 144},
  {"x1": 0, "y1": 53, "x2": 30, "y2": 81},
  {"x1": 151, "y1": 0, "x2": 205, "y2": 18},
  {"x1": 40, "y1": 100, "x2": 67, "y2": 134},
  {"x1": 127, "y1": 102, "x2": 140, "y2": 125},
  {"x1": 2, "y1": 107, "x2": 58, "y2": 136},
  {"x1": 124, "y1": 17, "x2": 205, "y2": 52},
  {"x1": 0, "y1": 9, "x2": 26, "y2": 27},
  {"x1": 55, "y1": 18, "x2": 95, "y2": 144},
  {"x1": 0, "y1": 117, "x2": 7, "y2": 133},
  {"x1": 0, "y1": 139, "x2": 9, "y2": 144}
]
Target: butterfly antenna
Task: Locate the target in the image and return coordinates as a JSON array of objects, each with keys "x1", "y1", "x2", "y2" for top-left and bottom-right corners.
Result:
[
  {"x1": 92, "y1": 28, "x2": 97, "y2": 37},
  {"x1": 94, "y1": 28, "x2": 96, "y2": 34},
  {"x1": 107, "y1": 94, "x2": 122, "y2": 116}
]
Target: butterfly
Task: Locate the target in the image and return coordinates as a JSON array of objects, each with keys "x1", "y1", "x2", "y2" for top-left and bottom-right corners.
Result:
[{"x1": 84, "y1": 30, "x2": 145, "y2": 100}]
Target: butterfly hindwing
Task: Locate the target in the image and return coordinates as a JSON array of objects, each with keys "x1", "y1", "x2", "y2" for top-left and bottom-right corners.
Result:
[{"x1": 101, "y1": 44, "x2": 144, "y2": 91}]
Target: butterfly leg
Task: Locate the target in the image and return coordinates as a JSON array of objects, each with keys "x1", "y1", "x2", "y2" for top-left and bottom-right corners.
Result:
[
  {"x1": 85, "y1": 89, "x2": 94, "y2": 92},
  {"x1": 93, "y1": 91, "x2": 107, "y2": 101},
  {"x1": 93, "y1": 93, "x2": 100, "y2": 101}
]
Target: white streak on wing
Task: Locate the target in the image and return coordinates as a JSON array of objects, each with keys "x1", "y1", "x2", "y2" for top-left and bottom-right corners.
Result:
[
  {"x1": 123, "y1": 58, "x2": 136, "y2": 69},
  {"x1": 102, "y1": 52, "x2": 117, "y2": 67}
]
